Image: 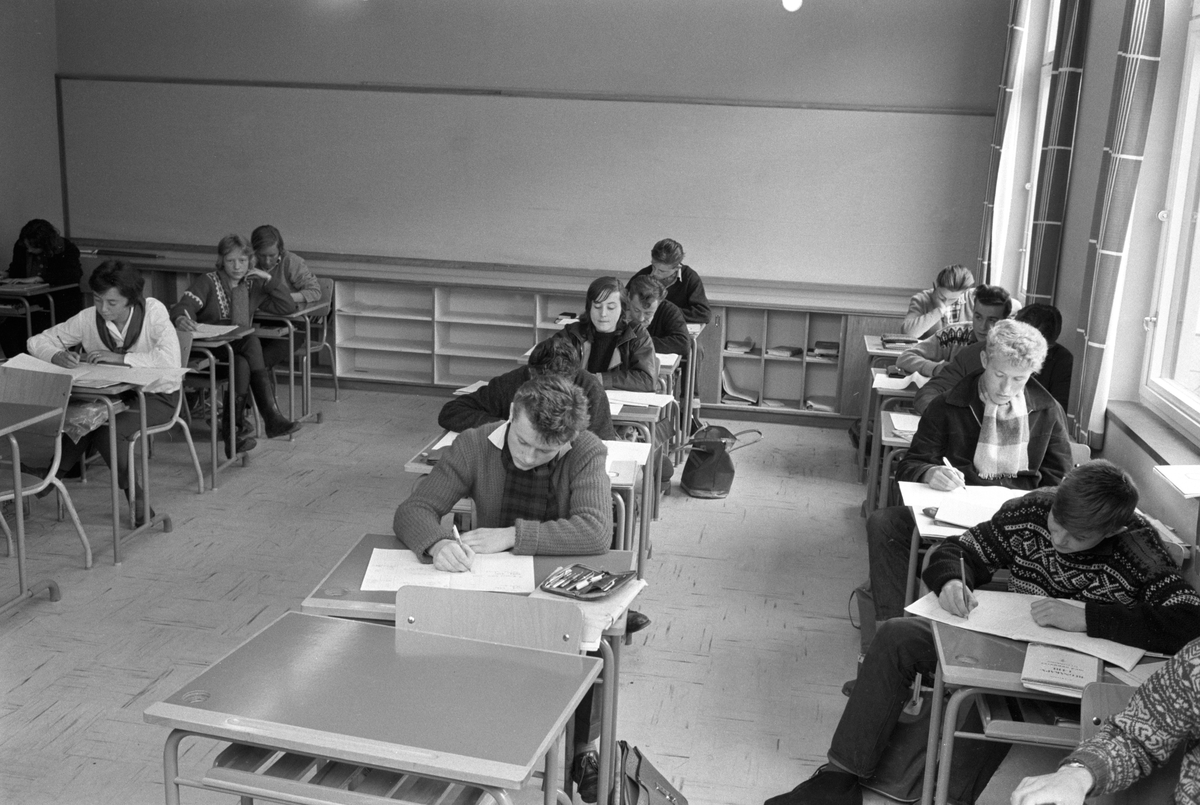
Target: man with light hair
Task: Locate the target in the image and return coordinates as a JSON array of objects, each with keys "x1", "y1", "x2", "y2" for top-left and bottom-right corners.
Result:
[{"x1": 866, "y1": 319, "x2": 1073, "y2": 624}]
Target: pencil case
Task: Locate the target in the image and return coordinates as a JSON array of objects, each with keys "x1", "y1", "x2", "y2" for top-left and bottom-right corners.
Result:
[{"x1": 540, "y1": 563, "x2": 636, "y2": 600}]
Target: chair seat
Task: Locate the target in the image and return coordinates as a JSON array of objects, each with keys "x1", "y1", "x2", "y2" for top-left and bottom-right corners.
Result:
[{"x1": 0, "y1": 469, "x2": 54, "y2": 499}]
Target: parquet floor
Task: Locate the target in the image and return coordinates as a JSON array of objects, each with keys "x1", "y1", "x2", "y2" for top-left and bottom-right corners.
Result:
[{"x1": 0, "y1": 386, "x2": 1058, "y2": 805}]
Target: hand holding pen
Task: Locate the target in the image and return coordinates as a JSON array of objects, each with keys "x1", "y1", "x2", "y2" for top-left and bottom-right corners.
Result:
[
  {"x1": 431, "y1": 524, "x2": 475, "y2": 573},
  {"x1": 939, "y1": 553, "x2": 978, "y2": 618},
  {"x1": 926, "y1": 456, "x2": 966, "y2": 491}
]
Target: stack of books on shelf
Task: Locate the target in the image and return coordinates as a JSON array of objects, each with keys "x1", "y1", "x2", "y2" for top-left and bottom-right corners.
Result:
[
  {"x1": 765, "y1": 345, "x2": 803, "y2": 358},
  {"x1": 807, "y1": 340, "x2": 840, "y2": 360},
  {"x1": 725, "y1": 337, "x2": 756, "y2": 354},
  {"x1": 881, "y1": 333, "x2": 920, "y2": 350},
  {"x1": 720, "y1": 367, "x2": 757, "y2": 405}
]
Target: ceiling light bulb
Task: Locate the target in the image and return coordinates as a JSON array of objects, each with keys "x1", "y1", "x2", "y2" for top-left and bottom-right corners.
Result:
[{"x1": 783, "y1": 0, "x2": 802, "y2": 10}]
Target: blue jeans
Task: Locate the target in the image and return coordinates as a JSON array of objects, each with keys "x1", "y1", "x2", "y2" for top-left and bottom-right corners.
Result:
[
  {"x1": 867, "y1": 506, "x2": 919, "y2": 622},
  {"x1": 828, "y1": 618, "x2": 1008, "y2": 805}
]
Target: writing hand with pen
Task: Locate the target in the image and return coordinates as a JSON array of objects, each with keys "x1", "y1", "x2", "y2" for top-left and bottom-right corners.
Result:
[
  {"x1": 430, "y1": 524, "x2": 517, "y2": 572},
  {"x1": 923, "y1": 457, "x2": 966, "y2": 492},
  {"x1": 937, "y1": 554, "x2": 978, "y2": 619}
]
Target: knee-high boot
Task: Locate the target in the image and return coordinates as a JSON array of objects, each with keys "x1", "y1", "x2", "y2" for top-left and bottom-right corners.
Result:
[
  {"x1": 222, "y1": 393, "x2": 258, "y2": 459},
  {"x1": 250, "y1": 370, "x2": 300, "y2": 438}
]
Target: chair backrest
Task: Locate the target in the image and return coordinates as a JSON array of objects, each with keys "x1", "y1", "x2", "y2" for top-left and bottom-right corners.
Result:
[
  {"x1": 1081, "y1": 682, "x2": 1179, "y2": 803},
  {"x1": 394, "y1": 587, "x2": 583, "y2": 654},
  {"x1": 0, "y1": 367, "x2": 72, "y2": 469},
  {"x1": 1070, "y1": 441, "x2": 1091, "y2": 467}
]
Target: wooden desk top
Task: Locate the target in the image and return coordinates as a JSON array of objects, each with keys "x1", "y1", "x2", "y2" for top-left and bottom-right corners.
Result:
[
  {"x1": 145, "y1": 611, "x2": 601, "y2": 790},
  {"x1": 302, "y1": 533, "x2": 635, "y2": 635},
  {"x1": 0, "y1": 403, "x2": 61, "y2": 438},
  {"x1": 863, "y1": 334, "x2": 908, "y2": 357},
  {"x1": 0, "y1": 282, "x2": 76, "y2": 297}
]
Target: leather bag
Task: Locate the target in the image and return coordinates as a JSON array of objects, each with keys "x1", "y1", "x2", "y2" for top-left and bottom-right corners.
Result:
[
  {"x1": 679, "y1": 425, "x2": 761, "y2": 499},
  {"x1": 619, "y1": 741, "x2": 687, "y2": 805}
]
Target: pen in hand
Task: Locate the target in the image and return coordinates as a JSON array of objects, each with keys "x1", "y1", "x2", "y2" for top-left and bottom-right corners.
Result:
[
  {"x1": 452, "y1": 524, "x2": 472, "y2": 572},
  {"x1": 942, "y1": 457, "x2": 965, "y2": 490}
]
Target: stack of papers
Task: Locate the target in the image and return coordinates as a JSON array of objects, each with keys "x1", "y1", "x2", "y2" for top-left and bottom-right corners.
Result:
[
  {"x1": 873, "y1": 371, "x2": 930, "y2": 391},
  {"x1": 4, "y1": 352, "x2": 187, "y2": 388},
  {"x1": 887, "y1": 412, "x2": 921, "y2": 434},
  {"x1": 361, "y1": 548, "x2": 535, "y2": 593},
  {"x1": 725, "y1": 338, "x2": 755, "y2": 354},
  {"x1": 1020, "y1": 643, "x2": 1102, "y2": 698},
  {"x1": 192, "y1": 323, "x2": 240, "y2": 338}
]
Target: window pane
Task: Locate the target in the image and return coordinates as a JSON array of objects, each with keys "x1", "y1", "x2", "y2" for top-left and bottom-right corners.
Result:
[{"x1": 1160, "y1": 116, "x2": 1200, "y2": 401}]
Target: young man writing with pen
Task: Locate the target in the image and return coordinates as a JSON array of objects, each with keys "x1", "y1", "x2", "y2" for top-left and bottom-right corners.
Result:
[
  {"x1": 866, "y1": 320, "x2": 1073, "y2": 624},
  {"x1": 393, "y1": 374, "x2": 613, "y2": 801},
  {"x1": 768, "y1": 460, "x2": 1200, "y2": 805}
]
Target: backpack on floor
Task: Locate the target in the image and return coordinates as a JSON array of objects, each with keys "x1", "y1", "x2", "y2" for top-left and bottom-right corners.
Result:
[{"x1": 679, "y1": 425, "x2": 761, "y2": 499}]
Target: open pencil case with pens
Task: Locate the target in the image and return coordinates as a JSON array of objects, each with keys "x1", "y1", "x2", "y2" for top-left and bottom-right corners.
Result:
[{"x1": 540, "y1": 563, "x2": 636, "y2": 600}]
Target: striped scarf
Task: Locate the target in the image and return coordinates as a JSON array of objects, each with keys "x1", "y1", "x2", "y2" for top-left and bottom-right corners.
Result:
[{"x1": 973, "y1": 392, "x2": 1030, "y2": 479}]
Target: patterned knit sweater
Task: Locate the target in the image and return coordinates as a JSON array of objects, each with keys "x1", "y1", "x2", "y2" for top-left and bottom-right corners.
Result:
[
  {"x1": 1067, "y1": 636, "x2": 1200, "y2": 801},
  {"x1": 924, "y1": 490, "x2": 1200, "y2": 654},
  {"x1": 896, "y1": 321, "x2": 978, "y2": 377}
]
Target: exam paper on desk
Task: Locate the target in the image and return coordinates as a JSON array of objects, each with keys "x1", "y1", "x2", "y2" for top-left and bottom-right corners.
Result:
[
  {"x1": 905, "y1": 590, "x2": 1144, "y2": 670},
  {"x1": 4, "y1": 352, "x2": 188, "y2": 388},
  {"x1": 361, "y1": 547, "x2": 535, "y2": 593}
]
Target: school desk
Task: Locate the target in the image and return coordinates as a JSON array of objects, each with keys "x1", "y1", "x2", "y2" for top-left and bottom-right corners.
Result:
[
  {"x1": 0, "y1": 401, "x2": 65, "y2": 617},
  {"x1": 607, "y1": 388, "x2": 676, "y2": 522},
  {"x1": 863, "y1": 410, "x2": 918, "y2": 515},
  {"x1": 856, "y1": 336, "x2": 908, "y2": 480},
  {"x1": 301, "y1": 533, "x2": 639, "y2": 805},
  {"x1": 922, "y1": 622, "x2": 1107, "y2": 805},
  {"x1": 898, "y1": 481, "x2": 1025, "y2": 606},
  {"x1": 144, "y1": 611, "x2": 601, "y2": 805},
  {"x1": 72, "y1": 380, "x2": 173, "y2": 563},
  {"x1": 0, "y1": 281, "x2": 78, "y2": 339},
  {"x1": 185, "y1": 325, "x2": 253, "y2": 489},
  {"x1": 253, "y1": 300, "x2": 326, "y2": 429},
  {"x1": 681, "y1": 323, "x2": 704, "y2": 460}
]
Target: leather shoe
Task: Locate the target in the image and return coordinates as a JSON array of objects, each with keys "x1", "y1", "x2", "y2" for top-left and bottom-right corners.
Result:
[
  {"x1": 626, "y1": 609, "x2": 651, "y2": 634},
  {"x1": 764, "y1": 765, "x2": 862, "y2": 805},
  {"x1": 571, "y1": 750, "x2": 599, "y2": 804}
]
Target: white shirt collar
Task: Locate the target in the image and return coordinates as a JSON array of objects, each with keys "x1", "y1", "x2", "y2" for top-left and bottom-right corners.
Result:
[
  {"x1": 105, "y1": 312, "x2": 134, "y2": 342},
  {"x1": 486, "y1": 419, "x2": 573, "y2": 457}
]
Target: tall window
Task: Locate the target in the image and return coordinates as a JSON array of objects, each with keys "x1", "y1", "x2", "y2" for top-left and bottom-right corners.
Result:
[{"x1": 1143, "y1": 7, "x2": 1200, "y2": 441}]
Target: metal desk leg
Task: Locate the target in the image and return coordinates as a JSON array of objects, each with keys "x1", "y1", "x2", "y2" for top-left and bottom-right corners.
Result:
[
  {"x1": 101, "y1": 397, "x2": 122, "y2": 562},
  {"x1": 934, "y1": 686, "x2": 980, "y2": 805},
  {"x1": 905, "y1": 523, "x2": 922, "y2": 607},
  {"x1": 919, "y1": 664, "x2": 946, "y2": 805},
  {"x1": 162, "y1": 730, "x2": 187, "y2": 805},
  {"x1": 857, "y1": 374, "x2": 874, "y2": 481},
  {"x1": 124, "y1": 389, "x2": 171, "y2": 549},
  {"x1": 544, "y1": 732, "x2": 562, "y2": 805},
  {"x1": 598, "y1": 636, "x2": 618, "y2": 805},
  {"x1": 0, "y1": 436, "x2": 62, "y2": 617},
  {"x1": 637, "y1": 456, "x2": 654, "y2": 581},
  {"x1": 18, "y1": 298, "x2": 33, "y2": 340}
]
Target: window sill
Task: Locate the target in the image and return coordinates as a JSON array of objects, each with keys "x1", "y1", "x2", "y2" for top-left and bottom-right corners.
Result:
[{"x1": 1108, "y1": 400, "x2": 1200, "y2": 466}]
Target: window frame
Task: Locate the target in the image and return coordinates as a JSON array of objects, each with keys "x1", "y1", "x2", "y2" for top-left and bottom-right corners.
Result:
[{"x1": 1142, "y1": 5, "x2": 1200, "y2": 443}]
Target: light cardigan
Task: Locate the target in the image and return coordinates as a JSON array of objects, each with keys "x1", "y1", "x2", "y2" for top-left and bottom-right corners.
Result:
[
  {"x1": 27, "y1": 297, "x2": 182, "y2": 394},
  {"x1": 393, "y1": 420, "x2": 612, "y2": 561}
]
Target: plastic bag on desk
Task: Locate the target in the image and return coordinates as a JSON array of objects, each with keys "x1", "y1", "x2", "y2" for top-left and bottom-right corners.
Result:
[{"x1": 63, "y1": 399, "x2": 129, "y2": 443}]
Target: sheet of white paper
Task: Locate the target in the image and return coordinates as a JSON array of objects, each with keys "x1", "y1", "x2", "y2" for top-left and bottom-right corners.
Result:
[
  {"x1": 873, "y1": 372, "x2": 931, "y2": 390},
  {"x1": 609, "y1": 402, "x2": 623, "y2": 415},
  {"x1": 3, "y1": 353, "x2": 74, "y2": 375},
  {"x1": 898, "y1": 481, "x2": 1026, "y2": 538},
  {"x1": 888, "y1": 412, "x2": 922, "y2": 432},
  {"x1": 603, "y1": 439, "x2": 651, "y2": 469},
  {"x1": 1153, "y1": 465, "x2": 1200, "y2": 498},
  {"x1": 3, "y1": 352, "x2": 186, "y2": 388},
  {"x1": 361, "y1": 548, "x2": 535, "y2": 593},
  {"x1": 905, "y1": 590, "x2": 1145, "y2": 670},
  {"x1": 454, "y1": 380, "x2": 487, "y2": 396},
  {"x1": 605, "y1": 390, "x2": 675, "y2": 407},
  {"x1": 192, "y1": 323, "x2": 240, "y2": 338},
  {"x1": 657, "y1": 353, "x2": 681, "y2": 371},
  {"x1": 931, "y1": 487, "x2": 1028, "y2": 528},
  {"x1": 431, "y1": 431, "x2": 459, "y2": 450}
]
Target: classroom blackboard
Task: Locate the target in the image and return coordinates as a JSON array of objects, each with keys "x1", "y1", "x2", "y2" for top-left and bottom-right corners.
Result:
[{"x1": 60, "y1": 78, "x2": 993, "y2": 287}]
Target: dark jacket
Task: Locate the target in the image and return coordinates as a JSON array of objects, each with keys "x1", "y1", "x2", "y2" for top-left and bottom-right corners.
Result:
[
  {"x1": 898, "y1": 370, "x2": 1072, "y2": 489},
  {"x1": 646, "y1": 299, "x2": 689, "y2": 356},
  {"x1": 170, "y1": 269, "x2": 296, "y2": 325},
  {"x1": 914, "y1": 340, "x2": 1074, "y2": 415},
  {"x1": 631, "y1": 264, "x2": 711, "y2": 324},
  {"x1": 438, "y1": 365, "x2": 617, "y2": 440},
  {"x1": 555, "y1": 320, "x2": 657, "y2": 391},
  {"x1": 7, "y1": 237, "x2": 84, "y2": 321}
]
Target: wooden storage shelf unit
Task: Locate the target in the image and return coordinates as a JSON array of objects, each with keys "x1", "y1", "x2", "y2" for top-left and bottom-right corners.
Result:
[
  {"x1": 336, "y1": 279, "x2": 589, "y2": 388},
  {"x1": 703, "y1": 305, "x2": 848, "y2": 417}
]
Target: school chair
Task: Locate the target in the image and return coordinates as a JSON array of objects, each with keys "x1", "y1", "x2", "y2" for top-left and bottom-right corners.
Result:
[
  {"x1": 0, "y1": 366, "x2": 92, "y2": 568},
  {"x1": 269, "y1": 276, "x2": 338, "y2": 406},
  {"x1": 124, "y1": 329, "x2": 205, "y2": 499}
]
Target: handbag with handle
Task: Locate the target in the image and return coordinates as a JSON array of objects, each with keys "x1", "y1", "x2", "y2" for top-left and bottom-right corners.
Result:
[
  {"x1": 679, "y1": 425, "x2": 762, "y2": 499},
  {"x1": 619, "y1": 741, "x2": 687, "y2": 805}
]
